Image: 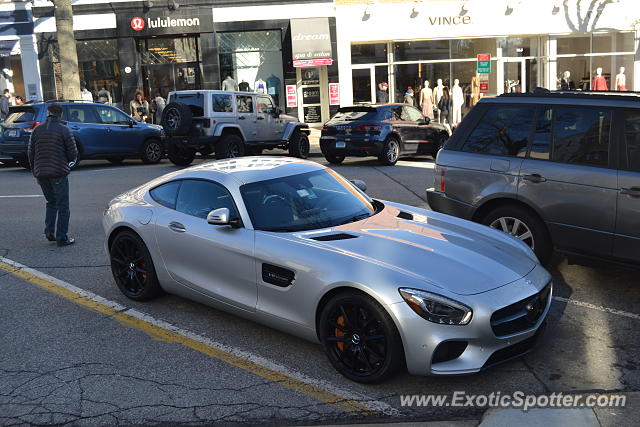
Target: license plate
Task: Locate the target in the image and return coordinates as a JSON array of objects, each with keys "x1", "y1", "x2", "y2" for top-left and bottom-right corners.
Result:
[
  {"x1": 336, "y1": 141, "x2": 346, "y2": 148},
  {"x1": 7, "y1": 130, "x2": 18, "y2": 137}
]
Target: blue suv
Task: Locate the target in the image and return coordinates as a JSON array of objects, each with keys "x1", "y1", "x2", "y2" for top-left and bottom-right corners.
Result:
[{"x1": 0, "y1": 101, "x2": 164, "y2": 169}]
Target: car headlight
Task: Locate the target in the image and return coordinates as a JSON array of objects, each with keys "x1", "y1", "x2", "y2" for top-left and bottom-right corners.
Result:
[{"x1": 399, "y1": 288, "x2": 473, "y2": 325}]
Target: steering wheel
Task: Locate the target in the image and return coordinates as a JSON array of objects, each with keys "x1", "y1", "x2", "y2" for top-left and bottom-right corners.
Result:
[{"x1": 262, "y1": 194, "x2": 286, "y2": 207}]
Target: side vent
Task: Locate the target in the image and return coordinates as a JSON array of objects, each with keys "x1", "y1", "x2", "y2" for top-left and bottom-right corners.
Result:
[
  {"x1": 311, "y1": 233, "x2": 358, "y2": 242},
  {"x1": 262, "y1": 264, "x2": 295, "y2": 287},
  {"x1": 397, "y1": 211, "x2": 414, "y2": 220}
]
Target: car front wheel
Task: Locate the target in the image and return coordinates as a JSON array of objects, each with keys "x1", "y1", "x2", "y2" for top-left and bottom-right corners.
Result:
[
  {"x1": 288, "y1": 131, "x2": 310, "y2": 159},
  {"x1": 140, "y1": 139, "x2": 163, "y2": 164},
  {"x1": 110, "y1": 230, "x2": 163, "y2": 301},
  {"x1": 319, "y1": 291, "x2": 404, "y2": 383}
]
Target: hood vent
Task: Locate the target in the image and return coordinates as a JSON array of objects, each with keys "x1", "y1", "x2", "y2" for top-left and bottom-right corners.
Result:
[
  {"x1": 397, "y1": 211, "x2": 414, "y2": 220},
  {"x1": 311, "y1": 233, "x2": 358, "y2": 242}
]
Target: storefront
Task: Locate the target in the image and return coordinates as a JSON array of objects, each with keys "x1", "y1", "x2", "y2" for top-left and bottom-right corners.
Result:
[
  {"x1": 33, "y1": 1, "x2": 337, "y2": 123},
  {"x1": 336, "y1": 0, "x2": 640, "y2": 119}
]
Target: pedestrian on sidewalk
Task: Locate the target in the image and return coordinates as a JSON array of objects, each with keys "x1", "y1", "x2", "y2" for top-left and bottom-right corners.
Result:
[
  {"x1": 151, "y1": 92, "x2": 166, "y2": 124},
  {"x1": 376, "y1": 82, "x2": 389, "y2": 104},
  {"x1": 0, "y1": 89, "x2": 11, "y2": 121},
  {"x1": 404, "y1": 87, "x2": 415, "y2": 106},
  {"x1": 28, "y1": 103, "x2": 78, "y2": 247},
  {"x1": 130, "y1": 89, "x2": 149, "y2": 123}
]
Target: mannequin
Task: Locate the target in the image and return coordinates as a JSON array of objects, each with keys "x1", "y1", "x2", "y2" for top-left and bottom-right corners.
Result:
[
  {"x1": 470, "y1": 75, "x2": 480, "y2": 107},
  {"x1": 238, "y1": 80, "x2": 251, "y2": 92},
  {"x1": 97, "y1": 87, "x2": 112, "y2": 104},
  {"x1": 266, "y1": 74, "x2": 281, "y2": 105},
  {"x1": 452, "y1": 79, "x2": 464, "y2": 125},
  {"x1": 615, "y1": 67, "x2": 627, "y2": 91},
  {"x1": 255, "y1": 78, "x2": 267, "y2": 94},
  {"x1": 432, "y1": 79, "x2": 444, "y2": 122},
  {"x1": 222, "y1": 75, "x2": 239, "y2": 91},
  {"x1": 420, "y1": 80, "x2": 434, "y2": 120},
  {"x1": 592, "y1": 67, "x2": 608, "y2": 91},
  {"x1": 560, "y1": 71, "x2": 575, "y2": 90}
]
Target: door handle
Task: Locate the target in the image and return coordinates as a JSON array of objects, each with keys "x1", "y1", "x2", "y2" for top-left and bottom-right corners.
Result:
[
  {"x1": 620, "y1": 187, "x2": 640, "y2": 197},
  {"x1": 238, "y1": 116, "x2": 246, "y2": 120},
  {"x1": 168, "y1": 222, "x2": 186, "y2": 233},
  {"x1": 523, "y1": 174, "x2": 547, "y2": 183}
]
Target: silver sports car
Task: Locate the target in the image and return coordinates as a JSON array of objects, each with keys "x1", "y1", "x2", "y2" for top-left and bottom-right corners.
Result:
[{"x1": 103, "y1": 157, "x2": 552, "y2": 383}]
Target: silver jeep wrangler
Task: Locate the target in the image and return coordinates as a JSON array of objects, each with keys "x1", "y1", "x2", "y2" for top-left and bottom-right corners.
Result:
[{"x1": 161, "y1": 90, "x2": 311, "y2": 166}]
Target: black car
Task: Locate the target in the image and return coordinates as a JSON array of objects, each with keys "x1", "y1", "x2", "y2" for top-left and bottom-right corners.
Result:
[
  {"x1": 320, "y1": 104, "x2": 449, "y2": 166},
  {"x1": 0, "y1": 101, "x2": 164, "y2": 169}
]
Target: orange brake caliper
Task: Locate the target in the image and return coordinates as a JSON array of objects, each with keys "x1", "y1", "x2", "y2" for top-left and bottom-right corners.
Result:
[{"x1": 335, "y1": 315, "x2": 346, "y2": 352}]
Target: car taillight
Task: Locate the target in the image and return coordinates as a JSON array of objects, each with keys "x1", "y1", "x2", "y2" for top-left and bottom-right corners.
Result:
[
  {"x1": 440, "y1": 167, "x2": 446, "y2": 192},
  {"x1": 24, "y1": 122, "x2": 42, "y2": 132},
  {"x1": 354, "y1": 124, "x2": 383, "y2": 134}
]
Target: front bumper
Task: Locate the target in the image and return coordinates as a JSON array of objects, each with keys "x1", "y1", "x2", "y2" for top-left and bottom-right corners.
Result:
[
  {"x1": 320, "y1": 136, "x2": 384, "y2": 157},
  {"x1": 388, "y1": 263, "x2": 552, "y2": 376},
  {"x1": 427, "y1": 189, "x2": 475, "y2": 221},
  {"x1": 0, "y1": 142, "x2": 27, "y2": 160}
]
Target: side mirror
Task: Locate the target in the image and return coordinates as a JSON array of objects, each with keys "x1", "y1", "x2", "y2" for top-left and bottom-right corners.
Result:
[
  {"x1": 207, "y1": 208, "x2": 241, "y2": 228},
  {"x1": 351, "y1": 179, "x2": 367, "y2": 192}
]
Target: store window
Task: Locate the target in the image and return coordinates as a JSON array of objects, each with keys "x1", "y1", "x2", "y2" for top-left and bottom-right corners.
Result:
[
  {"x1": 498, "y1": 37, "x2": 538, "y2": 57},
  {"x1": 451, "y1": 38, "x2": 496, "y2": 59},
  {"x1": 351, "y1": 43, "x2": 387, "y2": 65},
  {"x1": 218, "y1": 31, "x2": 284, "y2": 108},
  {"x1": 394, "y1": 40, "x2": 449, "y2": 62}
]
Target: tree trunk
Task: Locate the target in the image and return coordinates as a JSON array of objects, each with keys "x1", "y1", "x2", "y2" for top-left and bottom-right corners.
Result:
[{"x1": 53, "y1": 0, "x2": 80, "y2": 100}]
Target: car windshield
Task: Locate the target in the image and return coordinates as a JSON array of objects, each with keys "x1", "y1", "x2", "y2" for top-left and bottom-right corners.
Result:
[{"x1": 240, "y1": 169, "x2": 378, "y2": 232}]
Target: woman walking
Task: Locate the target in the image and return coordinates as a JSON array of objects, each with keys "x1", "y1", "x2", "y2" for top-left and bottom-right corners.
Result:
[
  {"x1": 130, "y1": 90, "x2": 150, "y2": 123},
  {"x1": 437, "y1": 87, "x2": 453, "y2": 130}
]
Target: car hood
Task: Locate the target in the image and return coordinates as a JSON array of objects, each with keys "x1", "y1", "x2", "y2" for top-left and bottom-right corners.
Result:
[{"x1": 295, "y1": 204, "x2": 537, "y2": 296}]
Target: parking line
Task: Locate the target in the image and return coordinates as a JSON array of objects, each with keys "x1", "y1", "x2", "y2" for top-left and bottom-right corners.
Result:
[
  {"x1": 553, "y1": 296, "x2": 640, "y2": 321},
  {"x1": 0, "y1": 256, "x2": 398, "y2": 417}
]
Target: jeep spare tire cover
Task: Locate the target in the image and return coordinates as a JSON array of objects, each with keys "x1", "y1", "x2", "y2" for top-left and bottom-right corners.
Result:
[{"x1": 161, "y1": 102, "x2": 193, "y2": 136}]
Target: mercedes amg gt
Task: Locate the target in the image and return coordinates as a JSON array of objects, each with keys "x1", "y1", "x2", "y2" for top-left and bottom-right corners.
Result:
[{"x1": 103, "y1": 157, "x2": 552, "y2": 383}]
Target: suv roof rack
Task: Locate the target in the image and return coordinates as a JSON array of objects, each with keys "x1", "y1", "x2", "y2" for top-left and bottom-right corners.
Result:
[{"x1": 499, "y1": 87, "x2": 640, "y2": 101}]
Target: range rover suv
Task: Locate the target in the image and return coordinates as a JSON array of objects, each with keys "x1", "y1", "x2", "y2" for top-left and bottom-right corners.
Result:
[{"x1": 427, "y1": 89, "x2": 640, "y2": 266}]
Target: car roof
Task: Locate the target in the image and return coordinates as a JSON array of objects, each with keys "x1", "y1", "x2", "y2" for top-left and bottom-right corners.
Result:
[
  {"x1": 482, "y1": 89, "x2": 640, "y2": 108},
  {"x1": 171, "y1": 157, "x2": 326, "y2": 185}
]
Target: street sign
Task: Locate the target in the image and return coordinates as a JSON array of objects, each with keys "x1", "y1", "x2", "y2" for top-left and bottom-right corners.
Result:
[
  {"x1": 477, "y1": 53, "x2": 491, "y2": 74},
  {"x1": 479, "y1": 74, "x2": 489, "y2": 93}
]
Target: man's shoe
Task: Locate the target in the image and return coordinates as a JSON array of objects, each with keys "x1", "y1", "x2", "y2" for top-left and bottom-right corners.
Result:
[
  {"x1": 45, "y1": 233, "x2": 55, "y2": 242},
  {"x1": 57, "y1": 238, "x2": 76, "y2": 247}
]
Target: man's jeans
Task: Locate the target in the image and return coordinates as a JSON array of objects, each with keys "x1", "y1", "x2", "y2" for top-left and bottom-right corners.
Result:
[{"x1": 37, "y1": 176, "x2": 70, "y2": 243}]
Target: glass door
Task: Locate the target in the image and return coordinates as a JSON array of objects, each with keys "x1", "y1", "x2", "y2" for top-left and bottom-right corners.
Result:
[
  {"x1": 503, "y1": 59, "x2": 526, "y2": 93},
  {"x1": 352, "y1": 67, "x2": 373, "y2": 103}
]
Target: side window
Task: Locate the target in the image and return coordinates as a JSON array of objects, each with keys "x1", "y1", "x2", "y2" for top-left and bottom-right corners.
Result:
[
  {"x1": 257, "y1": 96, "x2": 274, "y2": 114},
  {"x1": 462, "y1": 105, "x2": 535, "y2": 157},
  {"x1": 622, "y1": 111, "x2": 640, "y2": 172},
  {"x1": 96, "y1": 106, "x2": 130, "y2": 125},
  {"x1": 175, "y1": 180, "x2": 238, "y2": 219},
  {"x1": 402, "y1": 106, "x2": 423, "y2": 122},
  {"x1": 389, "y1": 107, "x2": 403, "y2": 121},
  {"x1": 236, "y1": 95, "x2": 254, "y2": 113},
  {"x1": 65, "y1": 105, "x2": 100, "y2": 124},
  {"x1": 530, "y1": 107, "x2": 552, "y2": 160},
  {"x1": 150, "y1": 181, "x2": 181, "y2": 209},
  {"x1": 552, "y1": 107, "x2": 610, "y2": 168},
  {"x1": 212, "y1": 94, "x2": 233, "y2": 113}
]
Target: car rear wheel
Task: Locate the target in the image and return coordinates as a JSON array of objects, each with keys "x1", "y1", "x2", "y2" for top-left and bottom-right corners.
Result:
[
  {"x1": 167, "y1": 144, "x2": 196, "y2": 166},
  {"x1": 378, "y1": 138, "x2": 400, "y2": 166},
  {"x1": 288, "y1": 131, "x2": 310, "y2": 159},
  {"x1": 110, "y1": 230, "x2": 163, "y2": 301},
  {"x1": 324, "y1": 152, "x2": 345, "y2": 164},
  {"x1": 482, "y1": 205, "x2": 552, "y2": 265},
  {"x1": 108, "y1": 157, "x2": 125, "y2": 165},
  {"x1": 140, "y1": 139, "x2": 163, "y2": 164},
  {"x1": 215, "y1": 134, "x2": 245, "y2": 159},
  {"x1": 319, "y1": 291, "x2": 404, "y2": 383}
]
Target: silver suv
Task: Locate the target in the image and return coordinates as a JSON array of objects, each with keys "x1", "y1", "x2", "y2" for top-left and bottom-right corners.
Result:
[
  {"x1": 161, "y1": 90, "x2": 310, "y2": 165},
  {"x1": 427, "y1": 90, "x2": 640, "y2": 266}
]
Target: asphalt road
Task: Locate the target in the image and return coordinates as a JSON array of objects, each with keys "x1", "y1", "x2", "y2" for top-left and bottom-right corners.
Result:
[{"x1": 0, "y1": 153, "x2": 638, "y2": 426}]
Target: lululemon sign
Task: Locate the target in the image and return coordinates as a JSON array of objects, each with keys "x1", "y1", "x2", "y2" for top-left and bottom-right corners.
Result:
[{"x1": 130, "y1": 17, "x2": 145, "y2": 31}]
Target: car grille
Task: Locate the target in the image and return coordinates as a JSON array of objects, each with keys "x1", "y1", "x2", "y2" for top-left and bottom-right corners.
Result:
[
  {"x1": 490, "y1": 283, "x2": 551, "y2": 337},
  {"x1": 482, "y1": 321, "x2": 546, "y2": 370}
]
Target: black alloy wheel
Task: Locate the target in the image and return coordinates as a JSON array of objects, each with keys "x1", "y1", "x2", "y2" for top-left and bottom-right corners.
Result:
[
  {"x1": 324, "y1": 152, "x2": 345, "y2": 164},
  {"x1": 215, "y1": 134, "x2": 245, "y2": 159},
  {"x1": 141, "y1": 139, "x2": 163, "y2": 164},
  {"x1": 289, "y1": 131, "x2": 310, "y2": 159},
  {"x1": 378, "y1": 138, "x2": 400, "y2": 166},
  {"x1": 319, "y1": 292, "x2": 403, "y2": 383},
  {"x1": 167, "y1": 144, "x2": 196, "y2": 166},
  {"x1": 110, "y1": 230, "x2": 162, "y2": 301}
]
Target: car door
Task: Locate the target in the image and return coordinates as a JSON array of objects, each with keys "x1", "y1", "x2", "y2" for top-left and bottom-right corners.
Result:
[
  {"x1": 95, "y1": 105, "x2": 139, "y2": 154},
  {"x1": 256, "y1": 95, "x2": 283, "y2": 142},
  {"x1": 63, "y1": 105, "x2": 104, "y2": 156},
  {"x1": 388, "y1": 106, "x2": 419, "y2": 153},
  {"x1": 235, "y1": 94, "x2": 258, "y2": 142},
  {"x1": 154, "y1": 179, "x2": 257, "y2": 311},
  {"x1": 399, "y1": 105, "x2": 429, "y2": 154},
  {"x1": 613, "y1": 109, "x2": 640, "y2": 263},
  {"x1": 518, "y1": 105, "x2": 617, "y2": 258}
]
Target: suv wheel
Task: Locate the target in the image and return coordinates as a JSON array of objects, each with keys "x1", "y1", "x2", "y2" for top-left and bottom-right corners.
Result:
[
  {"x1": 167, "y1": 144, "x2": 196, "y2": 166},
  {"x1": 140, "y1": 139, "x2": 163, "y2": 164},
  {"x1": 288, "y1": 131, "x2": 310, "y2": 159},
  {"x1": 324, "y1": 152, "x2": 345, "y2": 164},
  {"x1": 378, "y1": 138, "x2": 400, "y2": 166},
  {"x1": 215, "y1": 134, "x2": 245, "y2": 159},
  {"x1": 481, "y1": 205, "x2": 552, "y2": 265},
  {"x1": 161, "y1": 102, "x2": 193, "y2": 136}
]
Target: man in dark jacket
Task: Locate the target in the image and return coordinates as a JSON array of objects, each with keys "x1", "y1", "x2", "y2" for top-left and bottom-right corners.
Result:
[
  {"x1": 28, "y1": 103, "x2": 78, "y2": 246},
  {"x1": 0, "y1": 89, "x2": 10, "y2": 121}
]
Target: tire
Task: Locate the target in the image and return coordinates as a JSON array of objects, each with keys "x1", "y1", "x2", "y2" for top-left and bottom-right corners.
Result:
[
  {"x1": 378, "y1": 138, "x2": 400, "y2": 166},
  {"x1": 319, "y1": 291, "x2": 404, "y2": 383},
  {"x1": 167, "y1": 144, "x2": 196, "y2": 166},
  {"x1": 481, "y1": 204, "x2": 553, "y2": 265},
  {"x1": 161, "y1": 102, "x2": 193, "y2": 136},
  {"x1": 324, "y1": 152, "x2": 345, "y2": 164},
  {"x1": 140, "y1": 139, "x2": 163, "y2": 164},
  {"x1": 288, "y1": 131, "x2": 310, "y2": 159},
  {"x1": 215, "y1": 134, "x2": 245, "y2": 159},
  {"x1": 17, "y1": 158, "x2": 31, "y2": 170},
  {"x1": 109, "y1": 230, "x2": 163, "y2": 301},
  {"x1": 108, "y1": 157, "x2": 125, "y2": 165}
]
